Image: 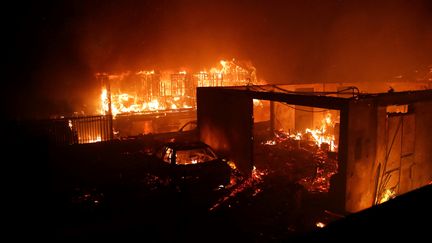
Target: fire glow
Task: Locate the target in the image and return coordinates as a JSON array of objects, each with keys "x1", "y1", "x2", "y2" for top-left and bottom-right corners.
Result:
[
  {"x1": 378, "y1": 188, "x2": 396, "y2": 204},
  {"x1": 258, "y1": 112, "x2": 339, "y2": 193},
  {"x1": 305, "y1": 113, "x2": 337, "y2": 152},
  {"x1": 99, "y1": 59, "x2": 260, "y2": 117},
  {"x1": 210, "y1": 164, "x2": 268, "y2": 211},
  {"x1": 264, "y1": 112, "x2": 338, "y2": 152}
]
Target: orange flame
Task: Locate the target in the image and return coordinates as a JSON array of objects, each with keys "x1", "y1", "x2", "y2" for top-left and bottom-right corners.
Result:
[
  {"x1": 378, "y1": 189, "x2": 396, "y2": 204},
  {"x1": 99, "y1": 59, "x2": 262, "y2": 117},
  {"x1": 305, "y1": 113, "x2": 337, "y2": 151},
  {"x1": 263, "y1": 112, "x2": 338, "y2": 152}
]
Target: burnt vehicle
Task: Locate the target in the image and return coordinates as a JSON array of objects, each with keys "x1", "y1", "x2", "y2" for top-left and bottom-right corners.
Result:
[{"x1": 147, "y1": 141, "x2": 231, "y2": 190}]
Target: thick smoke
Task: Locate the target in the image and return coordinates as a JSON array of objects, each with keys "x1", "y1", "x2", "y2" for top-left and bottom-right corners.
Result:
[{"x1": 5, "y1": 0, "x2": 432, "y2": 118}]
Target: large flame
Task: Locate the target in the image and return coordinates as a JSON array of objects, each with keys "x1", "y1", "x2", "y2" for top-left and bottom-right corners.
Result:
[
  {"x1": 99, "y1": 59, "x2": 261, "y2": 117},
  {"x1": 264, "y1": 112, "x2": 338, "y2": 152},
  {"x1": 305, "y1": 113, "x2": 337, "y2": 151}
]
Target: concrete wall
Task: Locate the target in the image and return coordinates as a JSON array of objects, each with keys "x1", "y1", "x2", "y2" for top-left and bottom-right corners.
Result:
[
  {"x1": 197, "y1": 89, "x2": 253, "y2": 175},
  {"x1": 411, "y1": 101, "x2": 432, "y2": 188},
  {"x1": 345, "y1": 100, "x2": 379, "y2": 212},
  {"x1": 374, "y1": 101, "x2": 432, "y2": 206},
  {"x1": 346, "y1": 99, "x2": 432, "y2": 213}
]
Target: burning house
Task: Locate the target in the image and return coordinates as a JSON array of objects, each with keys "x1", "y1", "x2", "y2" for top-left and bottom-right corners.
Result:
[
  {"x1": 197, "y1": 82, "x2": 432, "y2": 213},
  {"x1": 27, "y1": 59, "x2": 262, "y2": 145},
  {"x1": 97, "y1": 59, "x2": 261, "y2": 137}
]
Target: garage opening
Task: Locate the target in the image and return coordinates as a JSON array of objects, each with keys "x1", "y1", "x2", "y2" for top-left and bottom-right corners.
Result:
[{"x1": 253, "y1": 100, "x2": 340, "y2": 193}]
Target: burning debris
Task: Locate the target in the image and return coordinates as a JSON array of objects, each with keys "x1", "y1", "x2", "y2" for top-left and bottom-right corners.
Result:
[
  {"x1": 377, "y1": 188, "x2": 396, "y2": 204},
  {"x1": 315, "y1": 222, "x2": 326, "y2": 228},
  {"x1": 70, "y1": 187, "x2": 104, "y2": 208},
  {"x1": 264, "y1": 112, "x2": 338, "y2": 152},
  {"x1": 297, "y1": 149, "x2": 338, "y2": 193},
  {"x1": 205, "y1": 108, "x2": 340, "y2": 216},
  {"x1": 209, "y1": 165, "x2": 268, "y2": 211},
  {"x1": 255, "y1": 112, "x2": 339, "y2": 193},
  {"x1": 257, "y1": 136, "x2": 338, "y2": 193}
]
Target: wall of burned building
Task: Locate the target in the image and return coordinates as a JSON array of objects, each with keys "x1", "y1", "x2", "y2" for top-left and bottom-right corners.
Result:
[
  {"x1": 374, "y1": 107, "x2": 413, "y2": 204},
  {"x1": 346, "y1": 98, "x2": 432, "y2": 213},
  {"x1": 411, "y1": 100, "x2": 432, "y2": 188},
  {"x1": 345, "y1": 100, "x2": 379, "y2": 213},
  {"x1": 374, "y1": 100, "x2": 432, "y2": 208},
  {"x1": 197, "y1": 89, "x2": 253, "y2": 175}
]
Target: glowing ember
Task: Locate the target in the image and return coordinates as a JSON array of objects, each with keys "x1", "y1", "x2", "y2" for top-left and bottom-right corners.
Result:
[
  {"x1": 258, "y1": 112, "x2": 339, "y2": 193},
  {"x1": 263, "y1": 140, "x2": 276, "y2": 145},
  {"x1": 209, "y1": 163, "x2": 268, "y2": 211},
  {"x1": 291, "y1": 132, "x2": 302, "y2": 140},
  {"x1": 265, "y1": 112, "x2": 338, "y2": 152},
  {"x1": 252, "y1": 165, "x2": 267, "y2": 180},
  {"x1": 87, "y1": 135, "x2": 102, "y2": 143},
  {"x1": 316, "y1": 222, "x2": 326, "y2": 228},
  {"x1": 378, "y1": 188, "x2": 396, "y2": 204},
  {"x1": 298, "y1": 150, "x2": 338, "y2": 193},
  {"x1": 227, "y1": 161, "x2": 237, "y2": 170}
]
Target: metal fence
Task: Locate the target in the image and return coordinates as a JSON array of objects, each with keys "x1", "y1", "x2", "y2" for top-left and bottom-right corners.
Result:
[{"x1": 49, "y1": 115, "x2": 113, "y2": 145}]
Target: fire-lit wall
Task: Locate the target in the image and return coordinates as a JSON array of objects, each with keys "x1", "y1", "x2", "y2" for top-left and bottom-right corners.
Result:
[
  {"x1": 197, "y1": 88, "x2": 253, "y2": 175},
  {"x1": 345, "y1": 96, "x2": 432, "y2": 213},
  {"x1": 411, "y1": 101, "x2": 432, "y2": 187},
  {"x1": 197, "y1": 86, "x2": 432, "y2": 214},
  {"x1": 345, "y1": 100, "x2": 379, "y2": 212}
]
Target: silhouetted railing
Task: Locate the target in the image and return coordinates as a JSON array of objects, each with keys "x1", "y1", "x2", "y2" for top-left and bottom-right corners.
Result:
[{"x1": 48, "y1": 115, "x2": 113, "y2": 145}]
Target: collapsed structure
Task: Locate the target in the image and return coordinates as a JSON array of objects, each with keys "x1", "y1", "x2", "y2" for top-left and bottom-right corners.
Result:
[{"x1": 197, "y1": 82, "x2": 432, "y2": 213}]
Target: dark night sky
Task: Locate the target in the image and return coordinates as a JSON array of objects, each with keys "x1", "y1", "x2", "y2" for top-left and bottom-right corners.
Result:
[{"x1": 4, "y1": 0, "x2": 432, "y2": 118}]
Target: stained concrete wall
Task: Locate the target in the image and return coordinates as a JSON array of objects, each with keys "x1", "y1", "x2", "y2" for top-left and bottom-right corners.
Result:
[
  {"x1": 346, "y1": 99, "x2": 432, "y2": 213},
  {"x1": 345, "y1": 100, "x2": 379, "y2": 212},
  {"x1": 197, "y1": 89, "x2": 253, "y2": 175},
  {"x1": 411, "y1": 101, "x2": 432, "y2": 188},
  {"x1": 374, "y1": 101, "x2": 432, "y2": 206}
]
